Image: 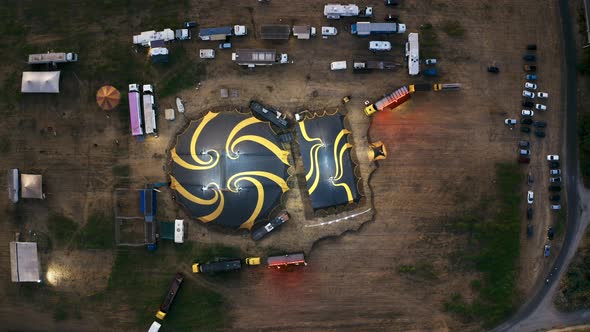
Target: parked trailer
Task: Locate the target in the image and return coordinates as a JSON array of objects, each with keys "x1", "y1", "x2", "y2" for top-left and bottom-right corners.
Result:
[
  {"x1": 142, "y1": 85, "x2": 157, "y2": 136},
  {"x1": 406, "y1": 32, "x2": 419, "y2": 76},
  {"x1": 198, "y1": 26, "x2": 233, "y2": 41},
  {"x1": 267, "y1": 253, "x2": 306, "y2": 268},
  {"x1": 408, "y1": 83, "x2": 462, "y2": 92},
  {"x1": 232, "y1": 49, "x2": 288, "y2": 67},
  {"x1": 192, "y1": 260, "x2": 242, "y2": 273},
  {"x1": 260, "y1": 24, "x2": 291, "y2": 40},
  {"x1": 155, "y1": 273, "x2": 184, "y2": 320},
  {"x1": 353, "y1": 60, "x2": 397, "y2": 71},
  {"x1": 351, "y1": 22, "x2": 406, "y2": 36},
  {"x1": 249, "y1": 100, "x2": 289, "y2": 128},
  {"x1": 28, "y1": 52, "x2": 78, "y2": 65},
  {"x1": 323, "y1": 4, "x2": 360, "y2": 19},
  {"x1": 128, "y1": 84, "x2": 143, "y2": 136},
  {"x1": 133, "y1": 29, "x2": 175, "y2": 46},
  {"x1": 434, "y1": 83, "x2": 461, "y2": 91},
  {"x1": 364, "y1": 86, "x2": 411, "y2": 116}
]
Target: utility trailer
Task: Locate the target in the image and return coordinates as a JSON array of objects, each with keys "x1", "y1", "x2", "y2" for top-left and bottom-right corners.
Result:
[{"x1": 155, "y1": 273, "x2": 184, "y2": 320}]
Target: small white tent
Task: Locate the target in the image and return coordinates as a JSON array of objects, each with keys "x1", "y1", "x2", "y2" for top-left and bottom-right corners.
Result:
[{"x1": 21, "y1": 71, "x2": 60, "y2": 93}]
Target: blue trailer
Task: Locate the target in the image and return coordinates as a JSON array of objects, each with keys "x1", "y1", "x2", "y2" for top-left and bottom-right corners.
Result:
[
  {"x1": 351, "y1": 22, "x2": 406, "y2": 36},
  {"x1": 140, "y1": 189, "x2": 157, "y2": 222}
]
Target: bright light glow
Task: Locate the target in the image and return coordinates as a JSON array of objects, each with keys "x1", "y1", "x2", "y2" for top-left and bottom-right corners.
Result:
[{"x1": 46, "y1": 269, "x2": 58, "y2": 285}]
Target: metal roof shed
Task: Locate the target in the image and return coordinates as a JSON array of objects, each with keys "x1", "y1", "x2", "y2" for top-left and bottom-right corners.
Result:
[
  {"x1": 260, "y1": 24, "x2": 290, "y2": 40},
  {"x1": 10, "y1": 242, "x2": 41, "y2": 282},
  {"x1": 21, "y1": 71, "x2": 60, "y2": 93}
]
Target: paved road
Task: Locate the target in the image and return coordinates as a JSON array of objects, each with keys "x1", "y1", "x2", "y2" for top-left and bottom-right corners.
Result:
[{"x1": 493, "y1": 0, "x2": 590, "y2": 331}]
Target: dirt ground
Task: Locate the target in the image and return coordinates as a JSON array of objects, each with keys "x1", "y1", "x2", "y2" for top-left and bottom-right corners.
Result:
[{"x1": 0, "y1": 0, "x2": 567, "y2": 331}]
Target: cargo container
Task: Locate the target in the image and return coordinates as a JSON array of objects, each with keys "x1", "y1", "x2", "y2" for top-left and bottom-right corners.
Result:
[{"x1": 267, "y1": 253, "x2": 306, "y2": 268}]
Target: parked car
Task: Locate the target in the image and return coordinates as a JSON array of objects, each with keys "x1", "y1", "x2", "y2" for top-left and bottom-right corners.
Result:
[
  {"x1": 535, "y1": 104, "x2": 547, "y2": 111},
  {"x1": 547, "y1": 227, "x2": 554, "y2": 240},
  {"x1": 549, "y1": 161, "x2": 560, "y2": 168},
  {"x1": 505, "y1": 118, "x2": 517, "y2": 125},
  {"x1": 527, "y1": 191, "x2": 534, "y2": 204},
  {"x1": 521, "y1": 126, "x2": 531, "y2": 133},
  {"x1": 521, "y1": 109, "x2": 534, "y2": 117},
  {"x1": 523, "y1": 90, "x2": 535, "y2": 98},
  {"x1": 522, "y1": 101, "x2": 534, "y2": 107},
  {"x1": 533, "y1": 121, "x2": 547, "y2": 128},
  {"x1": 550, "y1": 169, "x2": 561, "y2": 175},
  {"x1": 487, "y1": 66, "x2": 499, "y2": 73},
  {"x1": 321, "y1": 26, "x2": 338, "y2": 36},
  {"x1": 521, "y1": 118, "x2": 533, "y2": 125},
  {"x1": 550, "y1": 195, "x2": 560, "y2": 202},
  {"x1": 537, "y1": 92, "x2": 549, "y2": 98},
  {"x1": 219, "y1": 42, "x2": 232, "y2": 49},
  {"x1": 527, "y1": 224, "x2": 534, "y2": 237},
  {"x1": 384, "y1": 14, "x2": 399, "y2": 21},
  {"x1": 547, "y1": 155, "x2": 560, "y2": 161},
  {"x1": 524, "y1": 64, "x2": 537, "y2": 72},
  {"x1": 535, "y1": 130, "x2": 546, "y2": 138},
  {"x1": 525, "y1": 82, "x2": 537, "y2": 90},
  {"x1": 385, "y1": 0, "x2": 399, "y2": 5},
  {"x1": 544, "y1": 244, "x2": 551, "y2": 257},
  {"x1": 527, "y1": 207, "x2": 533, "y2": 219},
  {"x1": 518, "y1": 140, "x2": 530, "y2": 148},
  {"x1": 183, "y1": 21, "x2": 198, "y2": 28},
  {"x1": 550, "y1": 205, "x2": 561, "y2": 210},
  {"x1": 550, "y1": 177, "x2": 562, "y2": 183},
  {"x1": 549, "y1": 185, "x2": 561, "y2": 192},
  {"x1": 526, "y1": 74, "x2": 537, "y2": 81},
  {"x1": 425, "y1": 58, "x2": 437, "y2": 65},
  {"x1": 520, "y1": 149, "x2": 531, "y2": 156},
  {"x1": 528, "y1": 173, "x2": 534, "y2": 185},
  {"x1": 527, "y1": 44, "x2": 537, "y2": 50},
  {"x1": 523, "y1": 54, "x2": 536, "y2": 61},
  {"x1": 518, "y1": 156, "x2": 531, "y2": 164}
]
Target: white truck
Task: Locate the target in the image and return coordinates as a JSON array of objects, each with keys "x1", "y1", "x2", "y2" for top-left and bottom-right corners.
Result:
[
  {"x1": 234, "y1": 25, "x2": 247, "y2": 36},
  {"x1": 369, "y1": 41, "x2": 392, "y2": 51},
  {"x1": 142, "y1": 84, "x2": 157, "y2": 136},
  {"x1": 199, "y1": 49, "x2": 215, "y2": 59},
  {"x1": 28, "y1": 52, "x2": 78, "y2": 65}
]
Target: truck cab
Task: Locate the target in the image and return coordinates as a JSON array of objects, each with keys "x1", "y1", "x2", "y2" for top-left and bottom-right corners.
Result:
[
  {"x1": 359, "y1": 6, "x2": 373, "y2": 17},
  {"x1": 143, "y1": 84, "x2": 154, "y2": 94},
  {"x1": 234, "y1": 25, "x2": 247, "y2": 36},
  {"x1": 279, "y1": 54, "x2": 289, "y2": 64},
  {"x1": 66, "y1": 52, "x2": 78, "y2": 62},
  {"x1": 129, "y1": 83, "x2": 140, "y2": 93}
]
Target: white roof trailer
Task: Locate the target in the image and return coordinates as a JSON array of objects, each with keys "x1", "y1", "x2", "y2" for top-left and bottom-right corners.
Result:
[
  {"x1": 142, "y1": 94, "x2": 157, "y2": 135},
  {"x1": 406, "y1": 33, "x2": 419, "y2": 76},
  {"x1": 133, "y1": 29, "x2": 175, "y2": 46},
  {"x1": 324, "y1": 4, "x2": 359, "y2": 19}
]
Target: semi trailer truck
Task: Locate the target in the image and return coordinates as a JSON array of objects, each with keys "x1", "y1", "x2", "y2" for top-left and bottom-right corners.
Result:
[
  {"x1": 28, "y1": 52, "x2": 78, "y2": 65},
  {"x1": 155, "y1": 273, "x2": 184, "y2": 320},
  {"x1": 351, "y1": 22, "x2": 406, "y2": 36}
]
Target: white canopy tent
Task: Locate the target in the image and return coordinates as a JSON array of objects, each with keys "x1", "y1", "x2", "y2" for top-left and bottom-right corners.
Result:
[
  {"x1": 10, "y1": 242, "x2": 41, "y2": 282},
  {"x1": 20, "y1": 174, "x2": 44, "y2": 199},
  {"x1": 21, "y1": 71, "x2": 60, "y2": 93}
]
